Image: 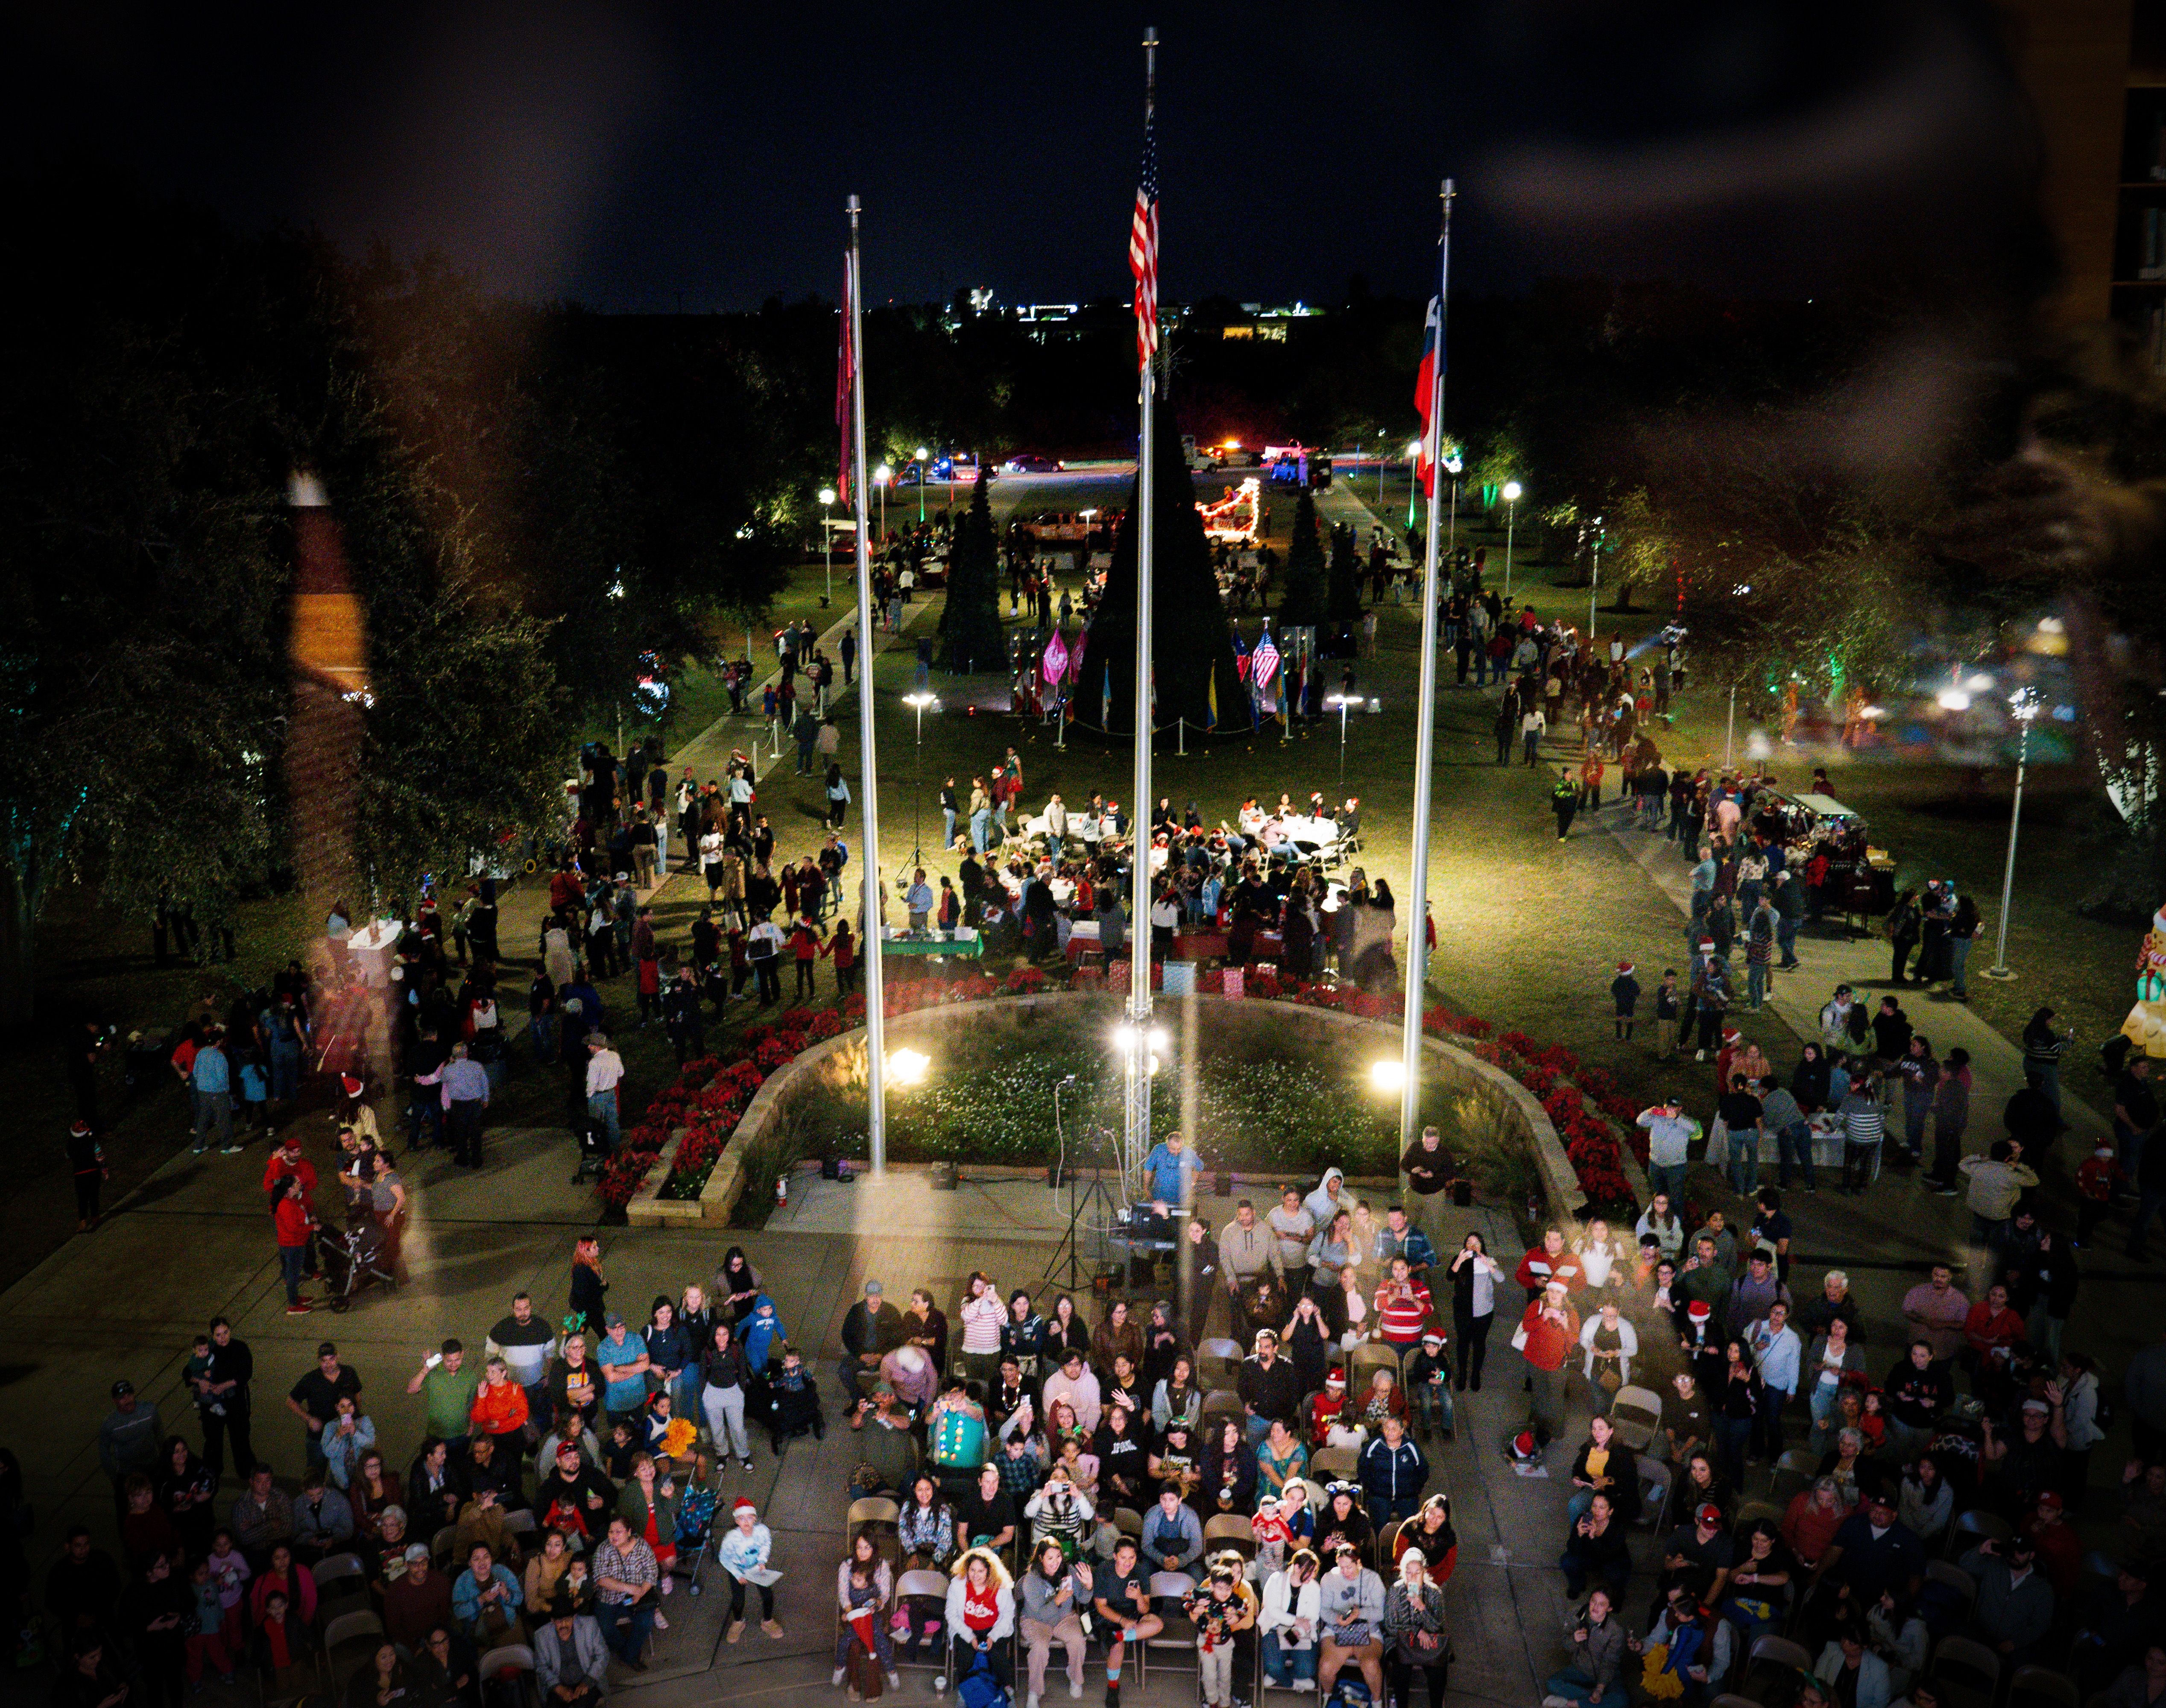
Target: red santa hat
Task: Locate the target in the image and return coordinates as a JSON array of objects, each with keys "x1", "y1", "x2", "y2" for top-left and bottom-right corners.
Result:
[
  {"x1": 1325, "y1": 1370, "x2": 1346, "y2": 1389},
  {"x1": 1616, "y1": 961, "x2": 1635, "y2": 974},
  {"x1": 1687, "y1": 1300, "x2": 1712, "y2": 1321},
  {"x1": 340, "y1": 1074, "x2": 365, "y2": 1098},
  {"x1": 732, "y1": 1497, "x2": 758, "y2": 1516}
]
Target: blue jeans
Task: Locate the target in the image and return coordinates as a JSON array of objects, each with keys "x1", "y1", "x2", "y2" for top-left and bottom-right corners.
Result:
[
  {"x1": 1777, "y1": 1122, "x2": 1815, "y2": 1188},
  {"x1": 1262, "y1": 1634, "x2": 1317, "y2": 1685},
  {"x1": 1777, "y1": 917, "x2": 1799, "y2": 964},
  {"x1": 1747, "y1": 962, "x2": 1770, "y2": 1008},
  {"x1": 601, "y1": 1599, "x2": 656, "y2": 1664},
  {"x1": 1546, "y1": 1667, "x2": 1629, "y2": 1708},
  {"x1": 1649, "y1": 1161, "x2": 1688, "y2": 1203},
  {"x1": 530, "y1": 1014, "x2": 556, "y2": 1062},
  {"x1": 408, "y1": 1090, "x2": 442, "y2": 1151},
  {"x1": 970, "y1": 810, "x2": 989, "y2": 854},
  {"x1": 192, "y1": 1089, "x2": 234, "y2": 1152},
  {"x1": 1728, "y1": 1131, "x2": 1759, "y2": 1196},
  {"x1": 943, "y1": 808, "x2": 957, "y2": 848},
  {"x1": 588, "y1": 1089, "x2": 621, "y2": 1150},
  {"x1": 1947, "y1": 936, "x2": 1971, "y2": 995},
  {"x1": 279, "y1": 1245, "x2": 307, "y2": 1306}
]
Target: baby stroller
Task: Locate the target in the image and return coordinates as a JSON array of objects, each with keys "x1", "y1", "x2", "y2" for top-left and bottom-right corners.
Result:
[
  {"x1": 674, "y1": 1483, "x2": 718, "y2": 1596},
  {"x1": 570, "y1": 1115, "x2": 613, "y2": 1186},
  {"x1": 320, "y1": 1213, "x2": 399, "y2": 1311}
]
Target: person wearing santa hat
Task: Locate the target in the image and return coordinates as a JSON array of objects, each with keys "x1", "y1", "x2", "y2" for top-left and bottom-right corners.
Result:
[
  {"x1": 717, "y1": 1497, "x2": 782, "y2": 1644},
  {"x1": 1609, "y1": 962, "x2": 1640, "y2": 1042}
]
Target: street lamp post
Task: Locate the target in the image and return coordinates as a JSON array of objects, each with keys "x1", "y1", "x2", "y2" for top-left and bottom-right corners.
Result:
[
  {"x1": 874, "y1": 464, "x2": 891, "y2": 540},
  {"x1": 1501, "y1": 480, "x2": 1522, "y2": 599},
  {"x1": 915, "y1": 446, "x2": 929, "y2": 525},
  {"x1": 1586, "y1": 515, "x2": 1604, "y2": 643},
  {"x1": 819, "y1": 486, "x2": 837, "y2": 603},
  {"x1": 903, "y1": 690, "x2": 938, "y2": 869},
  {"x1": 1984, "y1": 689, "x2": 2043, "y2": 980},
  {"x1": 1326, "y1": 692, "x2": 1358, "y2": 784}
]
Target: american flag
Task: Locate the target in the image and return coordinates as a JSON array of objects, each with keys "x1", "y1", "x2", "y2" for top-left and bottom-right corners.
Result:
[
  {"x1": 1252, "y1": 629, "x2": 1279, "y2": 690},
  {"x1": 836, "y1": 250, "x2": 856, "y2": 502},
  {"x1": 1128, "y1": 111, "x2": 1159, "y2": 372}
]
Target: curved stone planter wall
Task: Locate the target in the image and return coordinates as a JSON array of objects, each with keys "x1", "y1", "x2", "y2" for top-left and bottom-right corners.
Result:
[{"x1": 629, "y1": 992, "x2": 1592, "y2": 1227}]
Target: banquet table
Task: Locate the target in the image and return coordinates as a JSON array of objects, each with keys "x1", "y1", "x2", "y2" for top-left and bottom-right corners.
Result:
[{"x1": 880, "y1": 927, "x2": 983, "y2": 959}]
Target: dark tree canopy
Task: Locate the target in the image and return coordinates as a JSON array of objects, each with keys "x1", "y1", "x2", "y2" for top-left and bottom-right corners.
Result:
[{"x1": 1074, "y1": 401, "x2": 1251, "y2": 735}]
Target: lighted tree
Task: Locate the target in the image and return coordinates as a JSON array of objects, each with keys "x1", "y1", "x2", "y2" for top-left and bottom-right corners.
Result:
[
  {"x1": 1276, "y1": 489, "x2": 1327, "y2": 627},
  {"x1": 1074, "y1": 401, "x2": 1252, "y2": 734},
  {"x1": 937, "y1": 470, "x2": 1005, "y2": 673}
]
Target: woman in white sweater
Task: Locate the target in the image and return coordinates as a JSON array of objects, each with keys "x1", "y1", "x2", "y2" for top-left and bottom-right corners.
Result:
[
  {"x1": 1259, "y1": 1549, "x2": 1323, "y2": 1686},
  {"x1": 938, "y1": 1548, "x2": 1015, "y2": 1696}
]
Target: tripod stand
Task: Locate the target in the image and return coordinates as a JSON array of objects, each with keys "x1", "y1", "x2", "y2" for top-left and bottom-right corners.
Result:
[{"x1": 1040, "y1": 1083, "x2": 1126, "y2": 1295}]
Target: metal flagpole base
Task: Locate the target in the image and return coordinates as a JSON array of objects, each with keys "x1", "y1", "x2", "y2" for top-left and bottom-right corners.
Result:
[{"x1": 1981, "y1": 966, "x2": 2017, "y2": 981}]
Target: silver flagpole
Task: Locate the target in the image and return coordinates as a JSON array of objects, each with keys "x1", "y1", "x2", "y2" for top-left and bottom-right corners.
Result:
[
  {"x1": 1400, "y1": 178, "x2": 1454, "y2": 1149},
  {"x1": 1125, "y1": 28, "x2": 1158, "y2": 1188},
  {"x1": 848, "y1": 196, "x2": 887, "y2": 1176}
]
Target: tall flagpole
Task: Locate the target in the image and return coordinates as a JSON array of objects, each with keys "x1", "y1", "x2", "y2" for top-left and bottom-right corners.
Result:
[
  {"x1": 1125, "y1": 27, "x2": 1159, "y2": 1185},
  {"x1": 847, "y1": 195, "x2": 887, "y2": 1176},
  {"x1": 1401, "y1": 178, "x2": 1454, "y2": 1149}
]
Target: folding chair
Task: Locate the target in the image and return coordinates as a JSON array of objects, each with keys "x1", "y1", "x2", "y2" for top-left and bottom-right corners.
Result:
[
  {"x1": 1347, "y1": 1343, "x2": 1403, "y2": 1395},
  {"x1": 1608, "y1": 1385, "x2": 1665, "y2": 1454},
  {"x1": 1735, "y1": 1499, "x2": 1784, "y2": 1530},
  {"x1": 1139, "y1": 1571, "x2": 1200, "y2": 1686},
  {"x1": 1115, "y1": 1507, "x2": 1146, "y2": 1546},
  {"x1": 478, "y1": 1644, "x2": 537, "y2": 1708},
  {"x1": 1933, "y1": 1634, "x2": 2005, "y2": 1708},
  {"x1": 322, "y1": 1609, "x2": 386, "y2": 1696},
  {"x1": 1375, "y1": 1518, "x2": 1404, "y2": 1571},
  {"x1": 1947, "y1": 1510, "x2": 2011, "y2": 1561},
  {"x1": 309, "y1": 1551, "x2": 372, "y2": 1639},
  {"x1": 1201, "y1": 1390, "x2": 1247, "y2": 1437},
  {"x1": 1923, "y1": 1560, "x2": 1977, "y2": 1629},
  {"x1": 846, "y1": 1495, "x2": 901, "y2": 1542},
  {"x1": 1743, "y1": 1632, "x2": 1814, "y2": 1700},
  {"x1": 2008, "y1": 1665, "x2": 2083, "y2": 1708},
  {"x1": 1711, "y1": 1695, "x2": 1767, "y2": 1708},
  {"x1": 896, "y1": 1569, "x2": 953, "y2": 1674},
  {"x1": 1310, "y1": 1447, "x2": 1359, "y2": 1486},
  {"x1": 1203, "y1": 1514, "x2": 1257, "y2": 1562},
  {"x1": 1637, "y1": 1462, "x2": 1673, "y2": 1531},
  {"x1": 430, "y1": 1524, "x2": 460, "y2": 1568},
  {"x1": 1769, "y1": 1450, "x2": 1818, "y2": 1506}
]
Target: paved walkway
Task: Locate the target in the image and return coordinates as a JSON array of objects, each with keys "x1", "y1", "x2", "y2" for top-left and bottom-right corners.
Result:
[{"x1": 1603, "y1": 803, "x2": 2113, "y2": 1156}]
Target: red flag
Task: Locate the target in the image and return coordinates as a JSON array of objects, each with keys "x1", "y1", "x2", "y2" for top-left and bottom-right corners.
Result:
[
  {"x1": 837, "y1": 252, "x2": 856, "y2": 503},
  {"x1": 1128, "y1": 114, "x2": 1159, "y2": 373}
]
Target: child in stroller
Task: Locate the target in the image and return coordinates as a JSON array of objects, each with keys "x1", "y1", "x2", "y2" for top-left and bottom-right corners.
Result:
[
  {"x1": 760, "y1": 1345, "x2": 825, "y2": 1453},
  {"x1": 319, "y1": 1208, "x2": 398, "y2": 1311}
]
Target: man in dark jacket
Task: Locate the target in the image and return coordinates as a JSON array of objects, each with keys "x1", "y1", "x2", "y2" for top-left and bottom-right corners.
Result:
[
  {"x1": 1357, "y1": 1416, "x2": 1428, "y2": 1525},
  {"x1": 840, "y1": 1281, "x2": 904, "y2": 1418},
  {"x1": 1236, "y1": 1331, "x2": 1303, "y2": 1436}
]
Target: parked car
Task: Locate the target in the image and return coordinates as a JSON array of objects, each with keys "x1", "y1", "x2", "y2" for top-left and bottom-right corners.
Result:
[{"x1": 1002, "y1": 453, "x2": 1063, "y2": 473}]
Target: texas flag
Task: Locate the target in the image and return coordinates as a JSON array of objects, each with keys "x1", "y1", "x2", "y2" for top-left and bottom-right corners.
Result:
[{"x1": 1413, "y1": 292, "x2": 1441, "y2": 495}]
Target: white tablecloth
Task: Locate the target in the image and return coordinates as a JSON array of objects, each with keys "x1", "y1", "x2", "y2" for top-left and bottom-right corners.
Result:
[{"x1": 348, "y1": 920, "x2": 401, "y2": 990}]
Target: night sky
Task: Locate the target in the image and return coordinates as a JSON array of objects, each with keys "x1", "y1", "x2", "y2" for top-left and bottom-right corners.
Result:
[{"x1": 10, "y1": 2, "x2": 2042, "y2": 311}]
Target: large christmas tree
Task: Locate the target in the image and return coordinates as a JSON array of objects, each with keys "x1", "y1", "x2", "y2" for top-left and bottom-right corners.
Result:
[
  {"x1": 1075, "y1": 404, "x2": 1252, "y2": 735},
  {"x1": 1277, "y1": 489, "x2": 1326, "y2": 627},
  {"x1": 937, "y1": 470, "x2": 1006, "y2": 674}
]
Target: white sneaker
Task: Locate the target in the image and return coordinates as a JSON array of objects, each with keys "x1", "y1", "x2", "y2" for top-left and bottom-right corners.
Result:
[
  {"x1": 1028, "y1": 1694, "x2": 1042, "y2": 1708},
  {"x1": 1070, "y1": 1686, "x2": 1083, "y2": 1701},
  {"x1": 933, "y1": 1677, "x2": 948, "y2": 1695},
  {"x1": 833, "y1": 1670, "x2": 848, "y2": 1688},
  {"x1": 652, "y1": 1610, "x2": 668, "y2": 1630},
  {"x1": 659, "y1": 1575, "x2": 674, "y2": 1596},
  {"x1": 887, "y1": 1674, "x2": 901, "y2": 1691},
  {"x1": 1545, "y1": 1697, "x2": 1575, "y2": 1708}
]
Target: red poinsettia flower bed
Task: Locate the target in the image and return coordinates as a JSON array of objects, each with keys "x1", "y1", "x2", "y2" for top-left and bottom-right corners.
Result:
[{"x1": 599, "y1": 969, "x2": 1650, "y2": 1215}]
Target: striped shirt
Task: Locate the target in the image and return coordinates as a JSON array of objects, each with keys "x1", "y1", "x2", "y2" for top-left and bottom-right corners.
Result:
[{"x1": 1839, "y1": 1096, "x2": 1884, "y2": 1147}]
